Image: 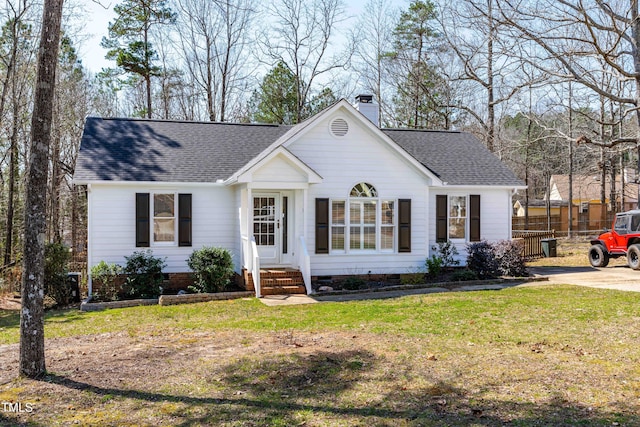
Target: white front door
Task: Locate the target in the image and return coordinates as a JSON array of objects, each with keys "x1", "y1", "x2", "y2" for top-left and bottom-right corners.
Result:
[
  {"x1": 253, "y1": 193, "x2": 280, "y2": 265},
  {"x1": 252, "y1": 192, "x2": 294, "y2": 266}
]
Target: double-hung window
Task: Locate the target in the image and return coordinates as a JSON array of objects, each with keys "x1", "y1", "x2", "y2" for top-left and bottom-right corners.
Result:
[
  {"x1": 331, "y1": 200, "x2": 346, "y2": 251},
  {"x1": 448, "y1": 195, "x2": 467, "y2": 240},
  {"x1": 349, "y1": 199, "x2": 377, "y2": 250},
  {"x1": 153, "y1": 193, "x2": 176, "y2": 243},
  {"x1": 136, "y1": 192, "x2": 192, "y2": 247},
  {"x1": 381, "y1": 200, "x2": 395, "y2": 250},
  {"x1": 436, "y1": 194, "x2": 480, "y2": 242}
]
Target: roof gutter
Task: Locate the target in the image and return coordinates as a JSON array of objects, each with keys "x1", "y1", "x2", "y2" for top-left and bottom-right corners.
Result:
[{"x1": 71, "y1": 179, "x2": 228, "y2": 187}]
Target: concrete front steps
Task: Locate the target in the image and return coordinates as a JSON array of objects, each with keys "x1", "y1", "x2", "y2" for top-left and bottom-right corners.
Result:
[{"x1": 244, "y1": 269, "x2": 306, "y2": 296}]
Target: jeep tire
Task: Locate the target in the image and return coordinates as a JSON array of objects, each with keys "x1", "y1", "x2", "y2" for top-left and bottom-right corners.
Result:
[
  {"x1": 589, "y1": 244, "x2": 609, "y2": 268},
  {"x1": 627, "y1": 244, "x2": 640, "y2": 270}
]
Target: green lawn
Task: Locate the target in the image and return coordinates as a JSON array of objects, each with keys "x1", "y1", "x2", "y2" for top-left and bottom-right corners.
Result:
[{"x1": 0, "y1": 285, "x2": 639, "y2": 426}]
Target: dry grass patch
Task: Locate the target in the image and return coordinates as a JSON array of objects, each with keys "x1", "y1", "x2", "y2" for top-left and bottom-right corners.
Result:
[{"x1": 0, "y1": 286, "x2": 638, "y2": 426}]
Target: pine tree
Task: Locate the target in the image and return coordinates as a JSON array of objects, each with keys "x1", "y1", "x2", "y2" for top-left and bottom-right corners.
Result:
[{"x1": 101, "y1": 0, "x2": 175, "y2": 118}]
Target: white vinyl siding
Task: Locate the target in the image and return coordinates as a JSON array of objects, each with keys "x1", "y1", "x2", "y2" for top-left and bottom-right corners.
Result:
[
  {"x1": 288, "y1": 112, "x2": 431, "y2": 275},
  {"x1": 88, "y1": 184, "x2": 238, "y2": 273},
  {"x1": 431, "y1": 189, "x2": 514, "y2": 265}
]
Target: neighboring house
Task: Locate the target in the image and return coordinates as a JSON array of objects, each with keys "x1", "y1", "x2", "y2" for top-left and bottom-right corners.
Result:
[
  {"x1": 73, "y1": 96, "x2": 525, "y2": 297},
  {"x1": 513, "y1": 199, "x2": 565, "y2": 218},
  {"x1": 549, "y1": 174, "x2": 638, "y2": 211},
  {"x1": 513, "y1": 174, "x2": 639, "y2": 233}
]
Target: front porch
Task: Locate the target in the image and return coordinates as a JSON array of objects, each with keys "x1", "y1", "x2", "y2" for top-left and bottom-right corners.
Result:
[{"x1": 243, "y1": 268, "x2": 307, "y2": 296}]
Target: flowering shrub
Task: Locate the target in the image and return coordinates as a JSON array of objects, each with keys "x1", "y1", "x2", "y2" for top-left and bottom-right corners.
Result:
[
  {"x1": 466, "y1": 240, "x2": 528, "y2": 279},
  {"x1": 494, "y1": 239, "x2": 527, "y2": 277},
  {"x1": 466, "y1": 241, "x2": 499, "y2": 279}
]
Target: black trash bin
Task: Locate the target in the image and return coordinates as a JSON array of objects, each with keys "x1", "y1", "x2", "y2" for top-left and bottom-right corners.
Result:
[
  {"x1": 541, "y1": 238, "x2": 557, "y2": 257},
  {"x1": 67, "y1": 272, "x2": 81, "y2": 303}
]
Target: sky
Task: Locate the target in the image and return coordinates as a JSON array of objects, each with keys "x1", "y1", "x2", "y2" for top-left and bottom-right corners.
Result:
[{"x1": 78, "y1": 0, "x2": 408, "y2": 74}]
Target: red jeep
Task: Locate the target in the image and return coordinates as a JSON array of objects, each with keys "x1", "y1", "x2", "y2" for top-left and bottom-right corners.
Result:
[{"x1": 589, "y1": 210, "x2": 640, "y2": 269}]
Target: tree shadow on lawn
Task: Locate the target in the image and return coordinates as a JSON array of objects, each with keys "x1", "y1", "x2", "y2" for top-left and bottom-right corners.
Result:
[
  {"x1": 0, "y1": 307, "x2": 88, "y2": 332},
  {"x1": 39, "y1": 349, "x2": 639, "y2": 426}
]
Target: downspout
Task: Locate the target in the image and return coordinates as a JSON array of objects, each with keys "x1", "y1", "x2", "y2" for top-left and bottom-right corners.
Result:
[
  {"x1": 511, "y1": 188, "x2": 519, "y2": 237},
  {"x1": 86, "y1": 183, "x2": 93, "y2": 298}
]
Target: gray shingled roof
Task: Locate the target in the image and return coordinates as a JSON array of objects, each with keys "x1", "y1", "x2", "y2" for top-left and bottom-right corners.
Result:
[
  {"x1": 74, "y1": 117, "x2": 524, "y2": 187},
  {"x1": 383, "y1": 129, "x2": 524, "y2": 186},
  {"x1": 74, "y1": 117, "x2": 292, "y2": 183}
]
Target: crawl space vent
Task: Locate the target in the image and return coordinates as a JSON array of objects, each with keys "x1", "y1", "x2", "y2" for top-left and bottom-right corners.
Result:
[{"x1": 330, "y1": 118, "x2": 349, "y2": 137}]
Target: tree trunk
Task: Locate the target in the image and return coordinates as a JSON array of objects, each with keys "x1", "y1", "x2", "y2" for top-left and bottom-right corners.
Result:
[
  {"x1": 4, "y1": 114, "x2": 19, "y2": 265},
  {"x1": 486, "y1": 0, "x2": 495, "y2": 152},
  {"x1": 631, "y1": 0, "x2": 640, "y2": 208},
  {"x1": 20, "y1": 0, "x2": 64, "y2": 379},
  {"x1": 1, "y1": 14, "x2": 21, "y2": 267},
  {"x1": 206, "y1": 34, "x2": 215, "y2": 121},
  {"x1": 568, "y1": 81, "x2": 573, "y2": 239},
  {"x1": 49, "y1": 134, "x2": 62, "y2": 243}
]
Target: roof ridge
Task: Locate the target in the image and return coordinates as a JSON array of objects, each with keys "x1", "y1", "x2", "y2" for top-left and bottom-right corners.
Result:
[
  {"x1": 89, "y1": 116, "x2": 287, "y2": 128},
  {"x1": 382, "y1": 128, "x2": 462, "y2": 134}
]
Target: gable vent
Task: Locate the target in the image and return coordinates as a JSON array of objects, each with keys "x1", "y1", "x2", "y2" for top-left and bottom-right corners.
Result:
[{"x1": 330, "y1": 118, "x2": 349, "y2": 137}]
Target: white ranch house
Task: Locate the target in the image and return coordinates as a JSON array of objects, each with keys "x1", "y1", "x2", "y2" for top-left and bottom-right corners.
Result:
[{"x1": 74, "y1": 96, "x2": 525, "y2": 297}]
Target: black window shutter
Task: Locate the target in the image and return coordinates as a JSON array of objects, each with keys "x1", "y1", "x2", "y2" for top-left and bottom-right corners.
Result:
[
  {"x1": 436, "y1": 194, "x2": 447, "y2": 242},
  {"x1": 315, "y1": 198, "x2": 329, "y2": 254},
  {"x1": 178, "y1": 193, "x2": 192, "y2": 247},
  {"x1": 398, "y1": 199, "x2": 411, "y2": 252},
  {"x1": 470, "y1": 194, "x2": 481, "y2": 242},
  {"x1": 135, "y1": 193, "x2": 150, "y2": 247}
]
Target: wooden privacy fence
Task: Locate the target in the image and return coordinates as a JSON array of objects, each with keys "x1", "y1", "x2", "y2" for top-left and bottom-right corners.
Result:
[{"x1": 513, "y1": 230, "x2": 556, "y2": 258}]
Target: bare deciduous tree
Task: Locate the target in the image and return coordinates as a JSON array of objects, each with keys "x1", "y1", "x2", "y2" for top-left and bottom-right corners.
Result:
[
  {"x1": 495, "y1": 1, "x2": 640, "y2": 176},
  {"x1": 176, "y1": 0, "x2": 254, "y2": 122},
  {"x1": 1, "y1": 1, "x2": 36, "y2": 266},
  {"x1": 439, "y1": 0, "x2": 544, "y2": 152},
  {"x1": 351, "y1": 0, "x2": 399, "y2": 125},
  {"x1": 262, "y1": 0, "x2": 351, "y2": 123}
]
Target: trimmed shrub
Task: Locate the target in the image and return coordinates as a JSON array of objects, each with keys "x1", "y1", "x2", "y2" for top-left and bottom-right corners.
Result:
[
  {"x1": 187, "y1": 246, "x2": 234, "y2": 293},
  {"x1": 435, "y1": 241, "x2": 460, "y2": 269},
  {"x1": 425, "y1": 255, "x2": 444, "y2": 279},
  {"x1": 401, "y1": 272, "x2": 426, "y2": 285},
  {"x1": 122, "y1": 250, "x2": 166, "y2": 299},
  {"x1": 44, "y1": 242, "x2": 71, "y2": 306},
  {"x1": 450, "y1": 269, "x2": 478, "y2": 282},
  {"x1": 90, "y1": 261, "x2": 122, "y2": 301},
  {"x1": 494, "y1": 239, "x2": 528, "y2": 277},
  {"x1": 466, "y1": 241, "x2": 499, "y2": 279},
  {"x1": 342, "y1": 276, "x2": 366, "y2": 290}
]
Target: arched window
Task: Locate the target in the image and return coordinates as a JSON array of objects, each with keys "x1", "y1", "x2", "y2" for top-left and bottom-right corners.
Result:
[
  {"x1": 329, "y1": 183, "x2": 395, "y2": 252},
  {"x1": 350, "y1": 182, "x2": 377, "y2": 198}
]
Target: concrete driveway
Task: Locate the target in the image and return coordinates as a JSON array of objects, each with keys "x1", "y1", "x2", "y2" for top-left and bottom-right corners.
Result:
[{"x1": 529, "y1": 266, "x2": 640, "y2": 292}]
